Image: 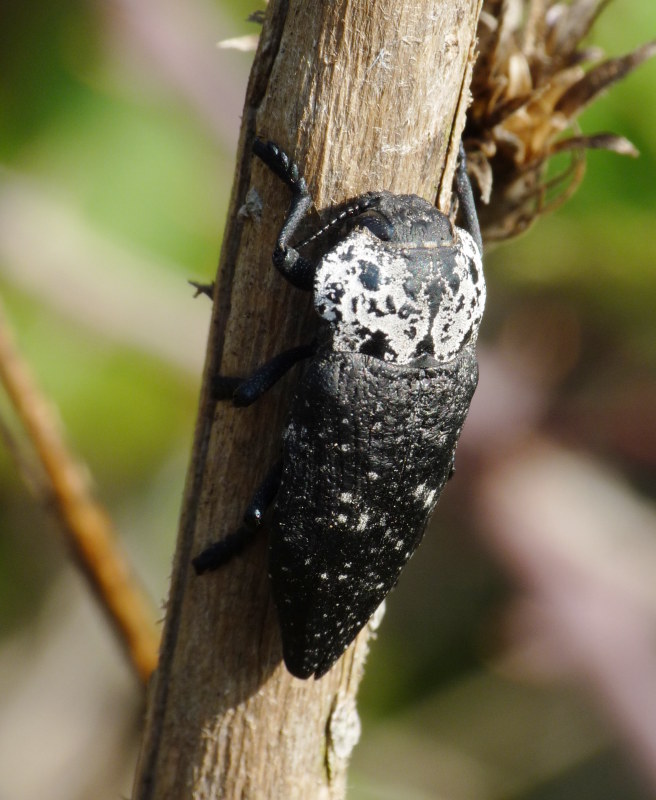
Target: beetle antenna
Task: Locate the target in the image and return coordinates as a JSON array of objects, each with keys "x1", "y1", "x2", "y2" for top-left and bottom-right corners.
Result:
[{"x1": 296, "y1": 194, "x2": 383, "y2": 249}]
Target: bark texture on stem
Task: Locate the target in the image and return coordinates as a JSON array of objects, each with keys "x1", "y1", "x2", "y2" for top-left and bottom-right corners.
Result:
[{"x1": 133, "y1": 1, "x2": 481, "y2": 797}]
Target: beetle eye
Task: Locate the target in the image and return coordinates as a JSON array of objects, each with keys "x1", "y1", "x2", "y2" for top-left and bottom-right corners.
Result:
[{"x1": 358, "y1": 213, "x2": 393, "y2": 241}]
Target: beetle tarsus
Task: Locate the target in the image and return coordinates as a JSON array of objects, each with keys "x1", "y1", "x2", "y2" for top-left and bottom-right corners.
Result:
[
  {"x1": 193, "y1": 461, "x2": 283, "y2": 574},
  {"x1": 212, "y1": 343, "x2": 316, "y2": 406}
]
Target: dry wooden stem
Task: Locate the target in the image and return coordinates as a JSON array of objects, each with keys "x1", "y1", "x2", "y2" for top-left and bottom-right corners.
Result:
[
  {"x1": 133, "y1": 1, "x2": 482, "y2": 797},
  {"x1": 0, "y1": 300, "x2": 159, "y2": 684}
]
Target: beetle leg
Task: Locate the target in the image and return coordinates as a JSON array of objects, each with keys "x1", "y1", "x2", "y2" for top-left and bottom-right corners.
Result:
[
  {"x1": 455, "y1": 141, "x2": 483, "y2": 255},
  {"x1": 244, "y1": 460, "x2": 283, "y2": 526},
  {"x1": 192, "y1": 461, "x2": 283, "y2": 574},
  {"x1": 212, "y1": 342, "x2": 316, "y2": 406},
  {"x1": 253, "y1": 139, "x2": 315, "y2": 290},
  {"x1": 212, "y1": 375, "x2": 244, "y2": 400},
  {"x1": 192, "y1": 523, "x2": 256, "y2": 574},
  {"x1": 254, "y1": 139, "x2": 385, "y2": 290}
]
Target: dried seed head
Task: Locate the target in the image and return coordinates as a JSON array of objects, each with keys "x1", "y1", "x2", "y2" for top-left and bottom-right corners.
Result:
[
  {"x1": 229, "y1": 1, "x2": 654, "y2": 241},
  {"x1": 467, "y1": 0, "x2": 656, "y2": 241}
]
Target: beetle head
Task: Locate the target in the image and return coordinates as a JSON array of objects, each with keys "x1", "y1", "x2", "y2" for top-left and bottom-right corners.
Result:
[{"x1": 357, "y1": 192, "x2": 455, "y2": 247}]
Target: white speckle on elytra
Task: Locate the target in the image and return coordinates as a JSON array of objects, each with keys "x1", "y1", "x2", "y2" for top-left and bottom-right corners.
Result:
[
  {"x1": 357, "y1": 512, "x2": 369, "y2": 532},
  {"x1": 320, "y1": 572, "x2": 329, "y2": 580},
  {"x1": 340, "y1": 492, "x2": 353, "y2": 504},
  {"x1": 337, "y1": 513, "x2": 348, "y2": 524},
  {"x1": 414, "y1": 483, "x2": 437, "y2": 508}
]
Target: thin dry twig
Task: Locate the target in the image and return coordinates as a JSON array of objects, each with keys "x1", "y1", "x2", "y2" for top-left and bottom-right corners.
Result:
[{"x1": 0, "y1": 300, "x2": 159, "y2": 684}]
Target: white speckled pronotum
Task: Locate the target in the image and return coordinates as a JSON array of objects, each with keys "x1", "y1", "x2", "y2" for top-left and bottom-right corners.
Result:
[{"x1": 315, "y1": 223, "x2": 484, "y2": 363}]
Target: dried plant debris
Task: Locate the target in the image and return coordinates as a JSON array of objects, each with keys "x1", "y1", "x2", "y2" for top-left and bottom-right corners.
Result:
[
  {"x1": 467, "y1": 0, "x2": 656, "y2": 240},
  {"x1": 247, "y1": 9, "x2": 267, "y2": 25},
  {"x1": 217, "y1": 4, "x2": 266, "y2": 50},
  {"x1": 224, "y1": 1, "x2": 653, "y2": 240}
]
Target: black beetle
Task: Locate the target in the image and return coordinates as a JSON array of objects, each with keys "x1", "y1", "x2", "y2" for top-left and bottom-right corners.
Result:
[{"x1": 193, "y1": 139, "x2": 485, "y2": 679}]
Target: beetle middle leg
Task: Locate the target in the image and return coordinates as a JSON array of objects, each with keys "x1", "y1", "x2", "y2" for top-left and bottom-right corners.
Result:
[
  {"x1": 193, "y1": 460, "x2": 283, "y2": 574},
  {"x1": 213, "y1": 342, "x2": 316, "y2": 406}
]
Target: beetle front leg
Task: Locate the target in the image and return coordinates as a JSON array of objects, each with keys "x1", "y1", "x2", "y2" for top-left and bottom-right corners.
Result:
[
  {"x1": 193, "y1": 461, "x2": 283, "y2": 574},
  {"x1": 253, "y1": 139, "x2": 316, "y2": 290},
  {"x1": 212, "y1": 342, "x2": 316, "y2": 406},
  {"x1": 253, "y1": 139, "x2": 385, "y2": 290}
]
